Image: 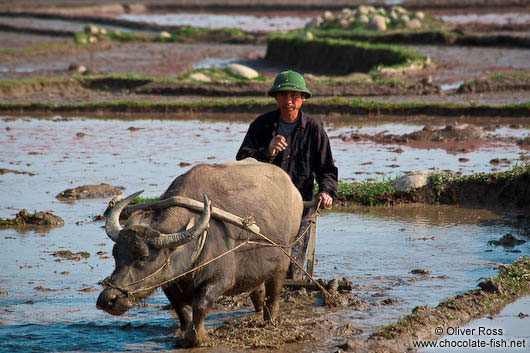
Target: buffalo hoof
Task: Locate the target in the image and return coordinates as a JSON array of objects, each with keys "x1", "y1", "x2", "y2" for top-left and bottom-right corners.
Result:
[{"x1": 184, "y1": 324, "x2": 207, "y2": 347}]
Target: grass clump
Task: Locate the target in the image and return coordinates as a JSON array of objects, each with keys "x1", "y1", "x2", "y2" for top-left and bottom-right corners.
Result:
[
  {"x1": 429, "y1": 163, "x2": 530, "y2": 186},
  {"x1": 338, "y1": 180, "x2": 396, "y2": 206}
]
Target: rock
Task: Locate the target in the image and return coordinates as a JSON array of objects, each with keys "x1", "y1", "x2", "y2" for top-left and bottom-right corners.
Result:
[
  {"x1": 226, "y1": 63, "x2": 259, "y2": 79},
  {"x1": 339, "y1": 19, "x2": 350, "y2": 28},
  {"x1": 159, "y1": 31, "x2": 171, "y2": 39},
  {"x1": 358, "y1": 15, "x2": 369, "y2": 24},
  {"x1": 305, "y1": 16, "x2": 323, "y2": 29},
  {"x1": 323, "y1": 11, "x2": 334, "y2": 21},
  {"x1": 393, "y1": 6, "x2": 408, "y2": 14},
  {"x1": 68, "y1": 63, "x2": 87, "y2": 74},
  {"x1": 389, "y1": 170, "x2": 430, "y2": 192},
  {"x1": 189, "y1": 72, "x2": 212, "y2": 82},
  {"x1": 411, "y1": 268, "x2": 431, "y2": 275},
  {"x1": 488, "y1": 234, "x2": 526, "y2": 247},
  {"x1": 478, "y1": 278, "x2": 503, "y2": 294},
  {"x1": 56, "y1": 184, "x2": 125, "y2": 200},
  {"x1": 406, "y1": 19, "x2": 422, "y2": 29},
  {"x1": 400, "y1": 14, "x2": 410, "y2": 23},
  {"x1": 367, "y1": 15, "x2": 387, "y2": 31},
  {"x1": 84, "y1": 25, "x2": 99, "y2": 35},
  {"x1": 305, "y1": 31, "x2": 314, "y2": 40},
  {"x1": 358, "y1": 5, "x2": 369, "y2": 15}
]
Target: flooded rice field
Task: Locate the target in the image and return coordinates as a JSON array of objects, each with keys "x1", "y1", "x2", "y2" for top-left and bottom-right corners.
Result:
[
  {"x1": 1, "y1": 116, "x2": 530, "y2": 351},
  {"x1": 118, "y1": 12, "x2": 312, "y2": 32}
]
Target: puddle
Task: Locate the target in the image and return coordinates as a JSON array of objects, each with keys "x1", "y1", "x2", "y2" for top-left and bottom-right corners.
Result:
[
  {"x1": 420, "y1": 295, "x2": 530, "y2": 352},
  {"x1": 118, "y1": 13, "x2": 312, "y2": 32},
  {"x1": 1, "y1": 116, "x2": 530, "y2": 351},
  {"x1": 0, "y1": 15, "x2": 145, "y2": 33},
  {"x1": 438, "y1": 13, "x2": 530, "y2": 26},
  {"x1": 192, "y1": 57, "x2": 236, "y2": 69},
  {"x1": 441, "y1": 82, "x2": 463, "y2": 91}
]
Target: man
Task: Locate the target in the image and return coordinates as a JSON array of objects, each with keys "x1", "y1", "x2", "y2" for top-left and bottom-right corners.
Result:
[{"x1": 236, "y1": 70, "x2": 338, "y2": 279}]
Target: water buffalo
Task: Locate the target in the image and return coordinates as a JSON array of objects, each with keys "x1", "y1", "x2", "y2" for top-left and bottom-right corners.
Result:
[{"x1": 96, "y1": 158, "x2": 303, "y2": 346}]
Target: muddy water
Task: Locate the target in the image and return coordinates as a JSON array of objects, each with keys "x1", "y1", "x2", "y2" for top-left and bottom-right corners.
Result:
[
  {"x1": 1, "y1": 116, "x2": 530, "y2": 352},
  {"x1": 420, "y1": 295, "x2": 530, "y2": 352}
]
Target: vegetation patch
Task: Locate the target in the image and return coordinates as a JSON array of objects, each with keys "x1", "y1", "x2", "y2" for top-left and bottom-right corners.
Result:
[
  {"x1": 2, "y1": 97, "x2": 528, "y2": 117},
  {"x1": 74, "y1": 24, "x2": 260, "y2": 46},
  {"x1": 265, "y1": 33, "x2": 427, "y2": 75},
  {"x1": 51, "y1": 250, "x2": 90, "y2": 261},
  {"x1": 337, "y1": 164, "x2": 530, "y2": 208},
  {"x1": 366, "y1": 257, "x2": 530, "y2": 352}
]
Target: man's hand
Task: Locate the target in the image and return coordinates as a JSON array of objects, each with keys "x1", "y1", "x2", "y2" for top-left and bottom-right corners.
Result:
[
  {"x1": 317, "y1": 192, "x2": 333, "y2": 209},
  {"x1": 268, "y1": 134, "x2": 288, "y2": 156}
]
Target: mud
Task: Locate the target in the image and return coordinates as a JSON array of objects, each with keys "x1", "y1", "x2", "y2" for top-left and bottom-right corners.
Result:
[
  {"x1": 0, "y1": 168, "x2": 35, "y2": 176},
  {"x1": 458, "y1": 74, "x2": 530, "y2": 94},
  {"x1": 338, "y1": 123, "x2": 487, "y2": 144},
  {"x1": 56, "y1": 183, "x2": 125, "y2": 200},
  {"x1": 0, "y1": 209, "x2": 64, "y2": 228}
]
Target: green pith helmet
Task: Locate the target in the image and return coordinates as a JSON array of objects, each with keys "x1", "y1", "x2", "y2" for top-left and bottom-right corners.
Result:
[{"x1": 268, "y1": 70, "x2": 312, "y2": 98}]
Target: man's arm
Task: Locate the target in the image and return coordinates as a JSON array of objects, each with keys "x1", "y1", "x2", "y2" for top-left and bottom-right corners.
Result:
[
  {"x1": 314, "y1": 125, "x2": 338, "y2": 203},
  {"x1": 236, "y1": 121, "x2": 275, "y2": 163}
]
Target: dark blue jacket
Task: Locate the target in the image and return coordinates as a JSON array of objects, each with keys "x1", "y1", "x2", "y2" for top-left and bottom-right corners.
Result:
[{"x1": 236, "y1": 109, "x2": 338, "y2": 201}]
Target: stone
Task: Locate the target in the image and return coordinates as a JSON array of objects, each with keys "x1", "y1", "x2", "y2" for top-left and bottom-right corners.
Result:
[
  {"x1": 189, "y1": 72, "x2": 212, "y2": 82},
  {"x1": 358, "y1": 15, "x2": 369, "y2": 24},
  {"x1": 406, "y1": 19, "x2": 422, "y2": 29},
  {"x1": 323, "y1": 11, "x2": 334, "y2": 21},
  {"x1": 68, "y1": 63, "x2": 87, "y2": 74},
  {"x1": 226, "y1": 63, "x2": 259, "y2": 79},
  {"x1": 159, "y1": 31, "x2": 171, "y2": 39},
  {"x1": 358, "y1": 5, "x2": 369, "y2": 15},
  {"x1": 389, "y1": 170, "x2": 430, "y2": 192},
  {"x1": 305, "y1": 16, "x2": 323, "y2": 29},
  {"x1": 367, "y1": 15, "x2": 387, "y2": 31},
  {"x1": 85, "y1": 25, "x2": 100, "y2": 35},
  {"x1": 400, "y1": 14, "x2": 410, "y2": 23}
]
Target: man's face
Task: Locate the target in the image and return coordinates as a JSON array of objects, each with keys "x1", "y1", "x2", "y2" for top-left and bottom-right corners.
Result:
[{"x1": 274, "y1": 90, "x2": 306, "y2": 119}]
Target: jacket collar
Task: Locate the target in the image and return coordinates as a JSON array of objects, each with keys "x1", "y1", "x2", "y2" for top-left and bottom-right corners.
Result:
[{"x1": 272, "y1": 109, "x2": 308, "y2": 129}]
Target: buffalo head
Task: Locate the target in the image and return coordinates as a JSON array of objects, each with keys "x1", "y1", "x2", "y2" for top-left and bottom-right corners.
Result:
[{"x1": 97, "y1": 191, "x2": 211, "y2": 316}]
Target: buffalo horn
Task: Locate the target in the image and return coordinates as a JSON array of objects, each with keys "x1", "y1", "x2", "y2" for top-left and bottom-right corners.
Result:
[
  {"x1": 149, "y1": 193, "x2": 211, "y2": 248},
  {"x1": 105, "y1": 190, "x2": 144, "y2": 241}
]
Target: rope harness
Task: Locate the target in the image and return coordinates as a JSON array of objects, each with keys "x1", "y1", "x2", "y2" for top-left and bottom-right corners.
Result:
[{"x1": 101, "y1": 200, "x2": 335, "y2": 305}]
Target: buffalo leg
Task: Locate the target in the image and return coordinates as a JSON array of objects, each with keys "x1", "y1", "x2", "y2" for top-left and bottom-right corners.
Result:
[
  {"x1": 163, "y1": 285, "x2": 192, "y2": 332},
  {"x1": 186, "y1": 283, "x2": 223, "y2": 346},
  {"x1": 263, "y1": 276, "x2": 283, "y2": 322},
  {"x1": 249, "y1": 283, "x2": 265, "y2": 313}
]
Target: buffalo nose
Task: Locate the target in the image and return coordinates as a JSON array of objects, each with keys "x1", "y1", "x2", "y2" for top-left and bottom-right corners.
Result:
[{"x1": 96, "y1": 288, "x2": 118, "y2": 310}]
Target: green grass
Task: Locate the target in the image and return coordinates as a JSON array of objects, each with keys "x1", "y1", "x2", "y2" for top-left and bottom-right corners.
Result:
[
  {"x1": 267, "y1": 32, "x2": 427, "y2": 74},
  {"x1": 429, "y1": 163, "x2": 530, "y2": 186},
  {"x1": 338, "y1": 180, "x2": 396, "y2": 206}
]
